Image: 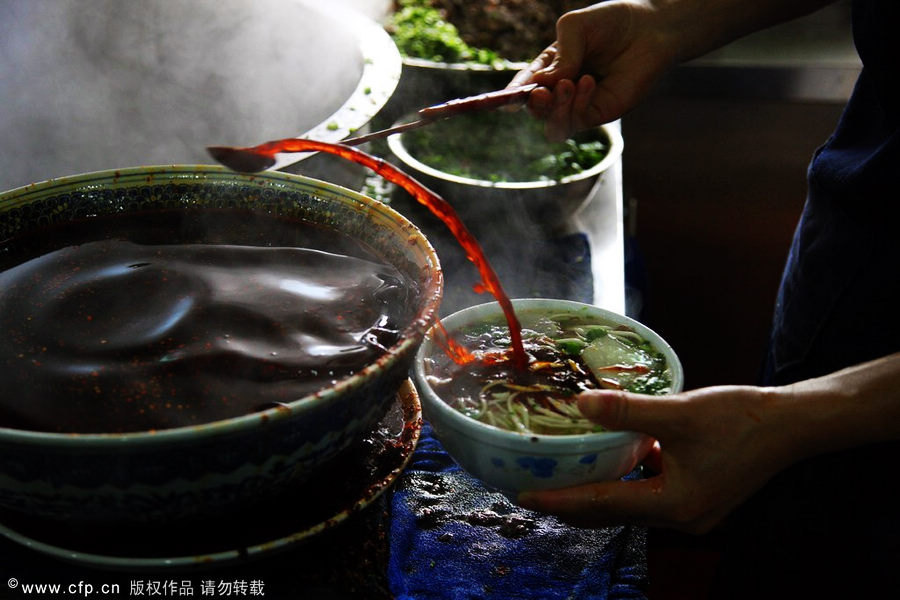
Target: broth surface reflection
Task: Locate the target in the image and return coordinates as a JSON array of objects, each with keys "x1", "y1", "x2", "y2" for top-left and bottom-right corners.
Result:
[{"x1": 0, "y1": 209, "x2": 416, "y2": 433}]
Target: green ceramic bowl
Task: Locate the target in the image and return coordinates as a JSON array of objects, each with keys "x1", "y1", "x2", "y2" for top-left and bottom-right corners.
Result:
[{"x1": 0, "y1": 165, "x2": 442, "y2": 526}]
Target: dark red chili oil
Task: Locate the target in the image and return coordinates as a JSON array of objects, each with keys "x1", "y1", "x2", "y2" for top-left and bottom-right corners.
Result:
[
  {"x1": 424, "y1": 324, "x2": 604, "y2": 422},
  {"x1": 208, "y1": 139, "x2": 527, "y2": 371},
  {"x1": 0, "y1": 209, "x2": 418, "y2": 433}
]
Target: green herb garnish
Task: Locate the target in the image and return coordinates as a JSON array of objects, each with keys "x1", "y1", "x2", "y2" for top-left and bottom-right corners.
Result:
[
  {"x1": 386, "y1": 0, "x2": 501, "y2": 66},
  {"x1": 403, "y1": 110, "x2": 610, "y2": 182}
]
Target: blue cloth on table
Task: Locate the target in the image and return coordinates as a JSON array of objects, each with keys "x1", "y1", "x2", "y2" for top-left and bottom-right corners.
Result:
[{"x1": 388, "y1": 424, "x2": 648, "y2": 600}]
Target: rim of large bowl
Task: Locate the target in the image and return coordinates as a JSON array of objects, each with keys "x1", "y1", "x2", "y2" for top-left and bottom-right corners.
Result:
[
  {"x1": 414, "y1": 298, "x2": 683, "y2": 450},
  {"x1": 268, "y1": 1, "x2": 402, "y2": 172},
  {"x1": 386, "y1": 121, "x2": 624, "y2": 190},
  {"x1": 0, "y1": 165, "x2": 442, "y2": 447}
]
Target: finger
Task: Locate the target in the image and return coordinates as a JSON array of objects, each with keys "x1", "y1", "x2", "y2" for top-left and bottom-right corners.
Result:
[
  {"x1": 573, "y1": 74, "x2": 596, "y2": 109},
  {"x1": 577, "y1": 389, "x2": 682, "y2": 437},
  {"x1": 571, "y1": 74, "x2": 596, "y2": 130},
  {"x1": 526, "y1": 86, "x2": 554, "y2": 119},
  {"x1": 545, "y1": 79, "x2": 576, "y2": 142},
  {"x1": 642, "y1": 440, "x2": 663, "y2": 473},
  {"x1": 518, "y1": 477, "x2": 667, "y2": 527},
  {"x1": 540, "y1": 12, "x2": 586, "y2": 82},
  {"x1": 509, "y1": 44, "x2": 557, "y2": 88}
]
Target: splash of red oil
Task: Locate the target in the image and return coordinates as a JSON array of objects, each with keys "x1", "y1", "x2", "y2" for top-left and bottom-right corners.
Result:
[
  {"x1": 430, "y1": 320, "x2": 479, "y2": 366},
  {"x1": 236, "y1": 139, "x2": 527, "y2": 370}
]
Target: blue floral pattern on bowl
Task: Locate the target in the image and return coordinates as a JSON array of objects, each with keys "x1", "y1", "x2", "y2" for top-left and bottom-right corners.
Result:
[{"x1": 515, "y1": 457, "x2": 558, "y2": 479}]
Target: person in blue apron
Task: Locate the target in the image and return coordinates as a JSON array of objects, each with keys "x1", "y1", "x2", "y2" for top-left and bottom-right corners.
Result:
[{"x1": 510, "y1": 0, "x2": 900, "y2": 595}]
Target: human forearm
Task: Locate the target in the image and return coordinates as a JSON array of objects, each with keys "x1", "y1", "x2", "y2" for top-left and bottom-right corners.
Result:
[
  {"x1": 515, "y1": 0, "x2": 842, "y2": 136},
  {"x1": 770, "y1": 352, "x2": 900, "y2": 462},
  {"x1": 657, "y1": 0, "x2": 842, "y2": 62}
]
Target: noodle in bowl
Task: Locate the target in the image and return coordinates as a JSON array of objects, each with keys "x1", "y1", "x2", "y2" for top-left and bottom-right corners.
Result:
[{"x1": 413, "y1": 298, "x2": 683, "y2": 496}]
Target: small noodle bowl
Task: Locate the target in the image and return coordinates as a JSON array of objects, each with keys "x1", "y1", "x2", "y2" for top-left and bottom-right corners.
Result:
[{"x1": 413, "y1": 298, "x2": 683, "y2": 495}]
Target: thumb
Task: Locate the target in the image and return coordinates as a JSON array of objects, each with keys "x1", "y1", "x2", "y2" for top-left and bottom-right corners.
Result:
[
  {"x1": 577, "y1": 389, "x2": 676, "y2": 437},
  {"x1": 533, "y1": 18, "x2": 586, "y2": 85}
]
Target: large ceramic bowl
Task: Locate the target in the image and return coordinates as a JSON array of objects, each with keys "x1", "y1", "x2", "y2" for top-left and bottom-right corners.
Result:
[
  {"x1": 413, "y1": 299, "x2": 682, "y2": 496},
  {"x1": 387, "y1": 115, "x2": 623, "y2": 230},
  {"x1": 0, "y1": 166, "x2": 442, "y2": 525}
]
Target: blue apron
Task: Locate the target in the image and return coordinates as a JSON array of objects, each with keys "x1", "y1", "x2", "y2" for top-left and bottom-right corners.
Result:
[{"x1": 716, "y1": 0, "x2": 900, "y2": 596}]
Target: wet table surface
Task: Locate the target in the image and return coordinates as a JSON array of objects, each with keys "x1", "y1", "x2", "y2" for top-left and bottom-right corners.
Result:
[{"x1": 1, "y1": 430, "x2": 648, "y2": 600}]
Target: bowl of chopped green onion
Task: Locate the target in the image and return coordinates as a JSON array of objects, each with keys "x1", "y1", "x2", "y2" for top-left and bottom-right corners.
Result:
[
  {"x1": 387, "y1": 110, "x2": 623, "y2": 229},
  {"x1": 383, "y1": 0, "x2": 596, "y2": 105},
  {"x1": 383, "y1": 0, "x2": 527, "y2": 105},
  {"x1": 413, "y1": 298, "x2": 683, "y2": 496}
]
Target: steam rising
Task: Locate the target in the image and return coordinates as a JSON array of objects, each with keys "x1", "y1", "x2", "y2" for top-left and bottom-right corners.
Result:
[{"x1": 0, "y1": 0, "x2": 369, "y2": 190}]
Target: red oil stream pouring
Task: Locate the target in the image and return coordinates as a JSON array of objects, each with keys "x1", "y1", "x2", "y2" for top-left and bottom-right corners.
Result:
[{"x1": 207, "y1": 139, "x2": 528, "y2": 370}]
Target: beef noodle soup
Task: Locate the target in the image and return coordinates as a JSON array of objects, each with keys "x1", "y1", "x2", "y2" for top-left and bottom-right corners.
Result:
[{"x1": 422, "y1": 311, "x2": 673, "y2": 435}]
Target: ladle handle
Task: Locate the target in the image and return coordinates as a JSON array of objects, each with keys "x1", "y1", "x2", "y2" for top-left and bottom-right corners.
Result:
[{"x1": 417, "y1": 83, "x2": 539, "y2": 121}]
